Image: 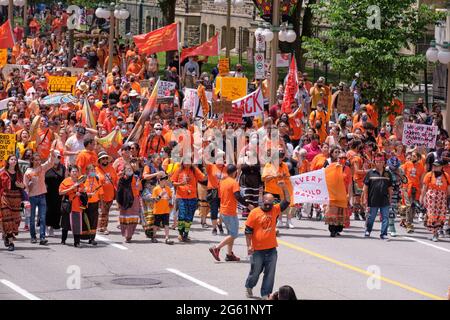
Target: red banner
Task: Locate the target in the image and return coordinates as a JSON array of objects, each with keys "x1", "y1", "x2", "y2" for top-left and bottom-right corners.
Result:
[
  {"x1": 281, "y1": 55, "x2": 298, "y2": 114},
  {"x1": 133, "y1": 23, "x2": 178, "y2": 55},
  {"x1": 181, "y1": 33, "x2": 219, "y2": 62},
  {"x1": 0, "y1": 20, "x2": 15, "y2": 49}
]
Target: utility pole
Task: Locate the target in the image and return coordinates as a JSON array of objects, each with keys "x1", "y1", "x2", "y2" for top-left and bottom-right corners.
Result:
[
  {"x1": 269, "y1": 0, "x2": 280, "y2": 107},
  {"x1": 225, "y1": 0, "x2": 231, "y2": 58}
]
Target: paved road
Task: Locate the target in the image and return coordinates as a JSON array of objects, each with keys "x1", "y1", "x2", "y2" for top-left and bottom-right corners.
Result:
[{"x1": 1, "y1": 205, "x2": 449, "y2": 300}]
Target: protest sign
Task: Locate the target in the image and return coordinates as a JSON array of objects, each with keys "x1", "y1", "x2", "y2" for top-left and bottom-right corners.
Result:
[
  {"x1": 48, "y1": 76, "x2": 77, "y2": 94},
  {"x1": 183, "y1": 88, "x2": 199, "y2": 113},
  {"x1": 1, "y1": 64, "x2": 23, "y2": 78},
  {"x1": 402, "y1": 122, "x2": 438, "y2": 148},
  {"x1": 0, "y1": 49, "x2": 7, "y2": 67},
  {"x1": 157, "y1": 80, "x2": 176, "y2": 103},
  {"x1": 276, "y1": 53, "x2": 290, "y2": 67},
  {"x1": 212, "y1": 99, "x2": 232, "y2": 114},
  {"x1": 26, "y1": 38, "x2": 34, "y2": 47},
  {"x1": 140, "y1": 80, "x2": 151, "y2": 88},
  {"x1": 336, "y1": 89, "x2": 354, "y2": 115},
  {"x1": 159, "y1": 103, "x2": 175, "y2": 120},
  {"x1": 224, "y1": 106, "x2": 243, "y2": 124},
  {"x1": 232, "y1": 88, "x2": 264, "y2": 117},
  {"x1": 290, "y1": 169, "x2": 330, "y2": 204},
  {"x1": 0, "y1": 97, "x2": 15, "y2": 111},
  {"x1": 218, "y1": 58, "x2": 230, "y2": 76},
  {"x1": 0, "y1": 133, "x2": 16, "y2": 160},
  {"x1": 62, "y1": 67, "x2": 84, "y2": 76},
  {"x1": 221, "y1": 77, "x2": 247, "y2": 101}
]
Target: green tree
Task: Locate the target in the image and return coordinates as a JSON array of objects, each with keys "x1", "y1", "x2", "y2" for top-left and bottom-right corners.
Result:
[{"x1": 303, "y1": 0, "x2": 441, "y2": 120}]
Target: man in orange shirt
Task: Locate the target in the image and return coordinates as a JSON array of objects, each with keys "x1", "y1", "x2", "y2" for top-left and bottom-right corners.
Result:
[
  {"x1": 76, "y1": 138, "x2": 98, "y2": 175},
  {"x1": 209, "y1": 165, "x2": 254, "y2": 262},
  {"x1": 244, "y1": 182, "x2": 290, "y2": 299},
  {"x1": 96, "y1": 151, "x2": 118, "y2": 235},
  {"x1": 401, "y1": 151, "x2": 425, "y2": 233},
  {"x1": 151, "y1": 175, "x2": 174, "y2": 245}
]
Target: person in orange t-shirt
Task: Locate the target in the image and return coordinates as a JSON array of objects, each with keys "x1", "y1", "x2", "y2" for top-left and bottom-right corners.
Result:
[
  {"x1": 244, "y1": 184, "x2": 290, "y2": 299},
  {"x1": 401, "y1": 151, "x2": 425, "y2": 233},
  {"x1": 59, "y1": 165, "x2": 87, "y2": 247},
  {"x1": 83, "y1": 164, "x2": 104, "y2": 244},
  {"x1": 209, "y1": 165, "x2": 253, "y2": 262},
  {"x1": 151, "y1": 176, "x2": 174, "y2": 244},
  {"x1": 171, "y1": 162, "x2": 207, "y2": 241},
  {"x1": 420, "y1": 161, "x2": 450, "y2": 241},
  {"x1": 310, "y1": 143, "x2": 329, "y2": 171},
  {"x1": 96, "y1": 152, "x2": 118, "y2": 234},
  {"x1": 76, "y1": 138, "x2": 98, "y2": 175}
]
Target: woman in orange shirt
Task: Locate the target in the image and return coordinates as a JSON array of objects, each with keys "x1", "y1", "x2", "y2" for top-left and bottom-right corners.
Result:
[
  {"x1": 116, "y1": 164, "x2": 142, "y2": 243},
  {"x1": 59, "y1": 165, "x2": 87, "y2": 248},
  {"x1": 420, "y1": 161, "x2": 450, "y2": 242},
  {"x1": 82, "y1": 165, "x2": 104, "y2": 245}
]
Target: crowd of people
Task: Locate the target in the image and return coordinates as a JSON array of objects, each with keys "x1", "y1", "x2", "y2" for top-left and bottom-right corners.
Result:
[{"x1": 1, "y1": 3, "x2": 450, "y2": 300}]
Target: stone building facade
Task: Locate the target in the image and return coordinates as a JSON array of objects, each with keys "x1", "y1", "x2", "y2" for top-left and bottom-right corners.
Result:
[{"x1": 120, "y1": 0, "x2": 260, "y2": 54}]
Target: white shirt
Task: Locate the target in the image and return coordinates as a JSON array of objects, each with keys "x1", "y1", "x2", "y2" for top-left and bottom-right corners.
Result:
[{"x1": 64, "y1": 134, "x2": 85, "y2": 166}]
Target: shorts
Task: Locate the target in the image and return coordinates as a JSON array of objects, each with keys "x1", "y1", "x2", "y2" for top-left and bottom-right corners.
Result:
[
  {"x1": 154, "y1": 214, "x2": 170, "y2": 227},
  {"x1": 220, "y1": 214, "x2": 239, "y2": 238}
]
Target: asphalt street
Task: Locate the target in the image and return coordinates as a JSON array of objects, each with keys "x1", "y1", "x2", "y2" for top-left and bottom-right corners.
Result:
[{"x1": 1, "y1": 205, "x2": 449, "y2": 300}]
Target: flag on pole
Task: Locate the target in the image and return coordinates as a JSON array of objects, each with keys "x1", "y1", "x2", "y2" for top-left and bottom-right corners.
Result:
[
  {"x1": 281, "y1": 55, "x2": 298, "y2": 114},
  {"x1": 127, "y1": 79, "x2": 160, "y2": 142},
  {"x1": 82, "y1": 98, "x2": 96, "y2": 129},
  {"x1": 133, "y1": 23, "x2": 178, "y2": 55},
  {"x1": 180, "y1": 33, "x2": 219, "y2": 62},
  {"x1": 0, "y1": 20, "x2": 15, "y2": 49},
  {"x1": 97, "y1": 129, "x2": 123, "y2": 149}
]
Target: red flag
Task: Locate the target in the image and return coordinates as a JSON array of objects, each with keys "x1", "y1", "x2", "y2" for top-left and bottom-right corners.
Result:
[
  {"x1": 180, "y1": 33, "x2": 219, "y2": 62},
  {"x1": 281, "y1": 55, "x2": 299, "y2": 114},
  {"x1": 133, "y1": 23, "x2": 178, "y2": 55},
  {"x1": 0, "y1": 20, "x2": 15, "y2": 49}
]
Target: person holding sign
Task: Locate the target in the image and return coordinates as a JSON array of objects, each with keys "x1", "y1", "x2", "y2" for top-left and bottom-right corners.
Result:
[{"x1": 0, "y1": 155, "x2": 25, "y2": 252}]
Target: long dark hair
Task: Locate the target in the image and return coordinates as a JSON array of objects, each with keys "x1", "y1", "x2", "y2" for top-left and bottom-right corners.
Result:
[
  {"x1": 278, "y1": 285, "x2": 297, "y2": 300},
  {"x1": 5, "y1": 155, "x2": 23, "y2": 180}
]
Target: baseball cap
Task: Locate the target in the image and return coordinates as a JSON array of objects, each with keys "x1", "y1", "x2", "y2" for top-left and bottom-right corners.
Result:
[{"x1": 154, "y1": 123, "x2": 163, "y2": 130}]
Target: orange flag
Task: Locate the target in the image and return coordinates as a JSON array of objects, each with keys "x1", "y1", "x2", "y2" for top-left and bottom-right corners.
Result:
[
  {"x1": 133, "y1": 23, "x2": 178, "y2": 55},
  {"x1": 181, "y1": 33, "x2": 219, "y2": 62},
  {"x1": 0, "y1": 20, "x2": 15, "y2": 49},
  {"x1": 281, "y1": 55, "x2": 298, "y2": 114}
]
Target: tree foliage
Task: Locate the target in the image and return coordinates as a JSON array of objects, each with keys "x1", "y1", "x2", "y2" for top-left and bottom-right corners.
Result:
[{"x1": 303, "y1": 0, "x2": 441, "y2": 111}]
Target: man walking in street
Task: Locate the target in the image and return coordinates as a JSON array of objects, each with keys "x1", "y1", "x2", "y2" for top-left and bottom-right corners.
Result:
[
  {"x1": 362, "y1": 152, "x2": 393, "y2": 239},
  {"x1": 209, "y1": 165, "x2": 254, "y2": 262},
  {"x1": 244, "y1": 181, "x2": 290, "y2": 300}
]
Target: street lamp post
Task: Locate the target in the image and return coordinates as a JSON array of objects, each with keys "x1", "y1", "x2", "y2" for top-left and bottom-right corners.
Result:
[
  {"x1": 426, "y1": 11, "x2": 450, "y2": 131},
  {"x1": 1, "y1": 0, "x2": 26, "y2": 27},
  {"x1": 96, "y1": 4, "x2": 129, "y2": 73},
  {"x1": 8, "y1": 0, "x2": 13, "y2": 26}
]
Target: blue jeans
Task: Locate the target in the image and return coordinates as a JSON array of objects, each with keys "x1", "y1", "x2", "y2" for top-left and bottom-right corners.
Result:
[
  {"x1": 366, "y1": 206, "x2": 389, "y2": 236},
  {"x1": 29, "y1": 194, "x2": 47, "y2": 240},
  {"x1": 245, "y1": 248, "x2": 277, "y2": 297}
]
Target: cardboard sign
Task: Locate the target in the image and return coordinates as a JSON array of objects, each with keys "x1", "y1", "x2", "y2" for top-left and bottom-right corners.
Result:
[
  {"x1": 336, "y1": 89, "x2": 354, "y2": 115},
  {"x1": 157, "y1": 80, "x2": 176, "y2": 103},
  {"x1": 212, "y1": 99, "x2": 232, "y2": 114},
  {"x1": 290, "y1": 169, "x2": 330, "y2": 204},
  {"x1": 183, "y1": 88, "x2": 199, "y2": 112},
  {"x1": 48, "y1": 76, "x2": 78, "y2": 94},
  {"x1": 254, "y1": 52, "x2": 265, "y2": 80},
  {"x1": 233, "y1": 88, "x2": 264, "y2": 117},
  {"x1": 218, "y1": 58, "x2": 230, "y2": 76},
  {"x1": 224, "y1": 106, "x2": 243, "y2": 124},
  {"x1": 62, "y1": 67, "x2": 84, "y2": 76},
  {"x1": 402, "y1": 123, "x2": 438, "y2": 148},
  {"x1": 276, "y1": 53, "x2": 290, "y2": 67},
  {"x1": 221, "y1": 77, "x2": 247, "y2": 101},
  {"x1": 0, "y1": 133, "x2": 16, "y2": 160},
  {"x1": 0, "y1": 49, "x2": 7, "y2": 67},
  {"x1": 0, "y1": 97, "x2": 15, "y2": 111}
]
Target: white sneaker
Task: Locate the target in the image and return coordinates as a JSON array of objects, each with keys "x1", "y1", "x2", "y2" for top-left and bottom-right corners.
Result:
[
  {"x1": 47, "y1": 227, "x2": 54, "y2": 237},
  {"x1": 245, "y1": 287, "x2": 253, "y2": 298},
  {"x1": 389, "y1": 231, "x2": 397, "y2": 237},
  {"x1": 276, "y1": 220, "x2": 283, "y2": 228},
  {"x1": 287, "y1": 221, "x2": 294, "y2": 229}
]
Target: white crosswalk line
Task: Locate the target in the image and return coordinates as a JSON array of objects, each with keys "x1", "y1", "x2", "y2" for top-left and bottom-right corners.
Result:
[
  {"x1": 0, "y1": 279, "x2": 41, "y2": 300},
  {"x1": 96, "y1": 235, "x2": 128, "y2": 250},
  {"x1": 166, "y1": 268, "x2": 228, "y2": 296}
]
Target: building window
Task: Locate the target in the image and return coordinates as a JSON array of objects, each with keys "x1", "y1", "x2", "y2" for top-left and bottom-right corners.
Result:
[
  {"x1": 230, "y1": 27, "x2": 236, "y2": 50},
  {"x1": 242, "y1": 28, "x2": 249, "y2": 50},
  {"x1": 209, "y1": 25, "x2": 215, "y2": 38},
  {"x1": 201, "y1": 23, "x2": 207, "y2": 42},
  {"x1": 221, "y1": 26, "x2": 227, "y2": 49},
  {"x1": 152, "y1": 17, "x2": 158, "y2": 31},
  {"x1": 145, "y1": 16, "x2": 151, "y2": 33},
  {"x1": 125, "y1": 16, "x2": 131, "y2": 34}
]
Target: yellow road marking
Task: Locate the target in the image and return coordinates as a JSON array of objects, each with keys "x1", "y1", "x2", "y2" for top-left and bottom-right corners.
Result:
[{"x1": 277, "y1": 239, "x2": 446, "y2": 300}]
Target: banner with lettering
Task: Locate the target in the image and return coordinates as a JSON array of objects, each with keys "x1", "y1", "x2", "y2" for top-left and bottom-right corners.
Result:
[
  {"x1": 221, "y1": 77, "x2": 248, "y2": 101},
  {"x1": 402, "y1": 122, "x2": 438, "y2": 149},
  {"x1": 0, "y1": 133, "x2": 16, "y2": 160},
  {"x1": 48, "y1": 76, "x2": 77, "y2": 94},
  {"x1": 183, "y1": 88, "x2": 199, "y2": 113},
  {"x1": 232, "y1": 88, "x2": 264, "y2": 117},
  {"x1": 290, "y1": 169, "x2": 329, "y2": 204}
]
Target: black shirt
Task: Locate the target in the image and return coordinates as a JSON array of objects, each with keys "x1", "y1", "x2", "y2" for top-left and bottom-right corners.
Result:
[{"x1": 363, "y1": 169, "x2": 392, "y2": 207}]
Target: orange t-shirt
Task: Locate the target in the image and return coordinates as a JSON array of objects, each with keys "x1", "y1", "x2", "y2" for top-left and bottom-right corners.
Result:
[
  {"x1": 325, "y1": 163, "x2": 348, "y2": 208},
  {"x1": 310, "y1": 153, "x2": 327, "y2": 171},
  {"x1": 423, "y1": 172, "x2": 450, "y2": 192},
  {"x1": 59, "y1": 177, "x2": 86, "y2": 213},
  {"x1": 171, "y1": 166, "x2": 206, "y2": 199},
  {"x1": 96, "y1": 165, "x2": 118, "y2": 202},
  {"x1": 246, "y1": 204, "x2": 281, "y2": 251},
  {"x1": 347, "y1": 150, "x2": 364, "y2": 187},
  {"x1": 206, "y1": 164, "x2": 227, "y2": 189},
  {"x1": 289, "y1": 112, "x2": 303, "y2": 141},
  {"x1": 76, "y1": 150, "x2": 98, "y2": 175},
  {"x1": 402, "y1": 161, "x2": 425, "y2": 198},
  {"x1": 152, "y1": 185, "x2": 172, "y2": 214},
  {"x1": 262, "y1": 162, "x2": 291, "y2": 196},
  {"x1": 84, "y1": 176, "x2": 104, "y2": 203},
  {"x1": 297, "y1": 159, "x2": 310, "y2": 174},
  {"x1": 219, "y1": 176, "x2": 240, "y2": 216}
]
